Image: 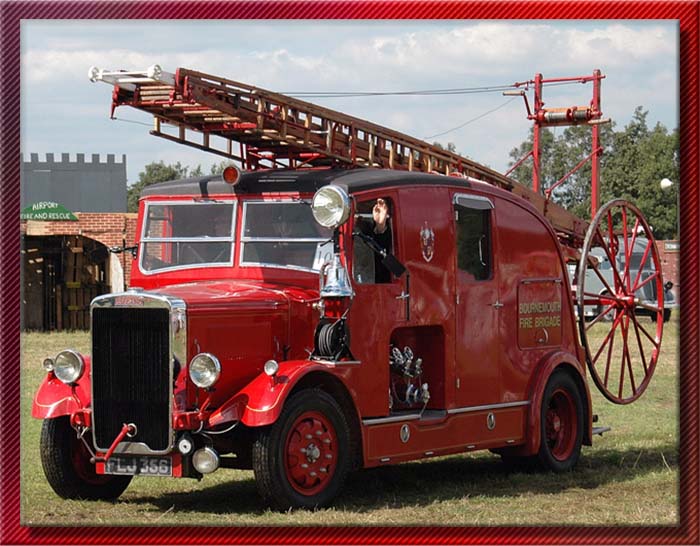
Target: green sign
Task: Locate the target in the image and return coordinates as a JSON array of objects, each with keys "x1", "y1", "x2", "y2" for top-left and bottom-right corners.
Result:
[{"x1": 21, "y1": 201, "x2": 78, "y2": 221}]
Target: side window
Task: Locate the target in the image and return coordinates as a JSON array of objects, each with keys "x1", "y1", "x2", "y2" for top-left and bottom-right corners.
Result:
[
  {"x1": 353, "y1": 197, "x2": 394, "y2": 284},
  {"x1": 454, "y1": 195, "x2": 492, "y2": 281}
]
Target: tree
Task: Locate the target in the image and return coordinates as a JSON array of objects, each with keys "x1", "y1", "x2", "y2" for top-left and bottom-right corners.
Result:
[
  {"x1": 127, "y1": 161, "x2": 202, "y2": 212},
  {"x1": 209, "y1": 160, "x2": 238, "y2": 175},
  {"x1": 506, "y1": 107, "x2": 678, "y2": 239}
]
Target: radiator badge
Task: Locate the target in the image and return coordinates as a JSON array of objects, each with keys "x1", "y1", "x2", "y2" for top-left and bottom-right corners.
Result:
[
  {"x1": 114, "y1": 295, "x2": 144, "y2": 306},
  {"x1": 420, "y1": 222, "x2": 435, "y2": 263}
]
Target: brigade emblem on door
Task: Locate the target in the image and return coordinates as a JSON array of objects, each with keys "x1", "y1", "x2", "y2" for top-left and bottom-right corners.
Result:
[{"x1": 420, "y1": 222, "x2": 435, "y2": 262}]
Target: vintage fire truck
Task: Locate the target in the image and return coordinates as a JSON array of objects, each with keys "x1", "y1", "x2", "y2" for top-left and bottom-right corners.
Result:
[{"x1": 32, "y1": 66, "x2": 666, "y2": 509}]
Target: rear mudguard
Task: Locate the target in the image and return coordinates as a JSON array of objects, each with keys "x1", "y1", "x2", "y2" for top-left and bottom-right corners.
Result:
[
  {"x1": 31, "y1": 356, "x2": 92, "y2": 419},
  {"x1": 513, "y1": 351, "x2": 592, "y2": 457},
  {"x1": 208, "y1": 359, "x2": 354, "y2": 428}
]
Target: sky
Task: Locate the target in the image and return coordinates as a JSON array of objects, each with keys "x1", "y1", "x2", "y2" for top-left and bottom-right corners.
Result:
[{"x1": 21, "y1": 20, "x2": 678, "y2": 186}]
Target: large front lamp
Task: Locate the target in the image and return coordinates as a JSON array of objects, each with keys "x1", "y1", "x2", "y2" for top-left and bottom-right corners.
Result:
[
  {"x1": 189, "y1": 353, "x2": 221, "y2": 388},
  {"x1": 53, "y1": 350, "x2": 85, "y2": 384},
  {"x1": 311, "y1": 186, "x2": 350, "y2": 229}
]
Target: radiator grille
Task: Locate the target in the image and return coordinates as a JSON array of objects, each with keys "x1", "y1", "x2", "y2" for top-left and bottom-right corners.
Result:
[{"x1": 92, "y1": 307, "x2": 171, "y2": 452}]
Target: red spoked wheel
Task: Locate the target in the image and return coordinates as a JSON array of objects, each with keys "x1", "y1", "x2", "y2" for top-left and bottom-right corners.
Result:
[
  {"x1": 252, "y1": 389, "x2": 351, "y2": 510},
  {"x1": 40, "y1": 416, "x2": 132, "y2": 500},
  {"x1": 545, "y1": 389, "x2": 577, "y2": 462},
  {"x1": 577, "y1": 199, "x2": 664, "y2": 404},
  {"x1": 284, "y1": 411, "x2": 338, "y2": 496},
  {"x1": 538, "y1": 370, "x2": 583, "y2": 471}
]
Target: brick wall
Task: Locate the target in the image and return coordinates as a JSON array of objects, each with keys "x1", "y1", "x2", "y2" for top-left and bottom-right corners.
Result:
[
  {"x1": 656, "y1": 240, "x2": 680, "y2": 301},
  {"x1": 22, "y1": 212, "x2": 138, "y2": 284}
]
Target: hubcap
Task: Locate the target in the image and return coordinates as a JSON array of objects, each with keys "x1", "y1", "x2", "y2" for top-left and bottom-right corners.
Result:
[{"x1": 284, "y1": 411, "x2": 337, "y2": 496}]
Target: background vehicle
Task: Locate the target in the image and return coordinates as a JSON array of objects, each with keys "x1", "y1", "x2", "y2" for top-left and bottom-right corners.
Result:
[
  {"x1": 569, "y1": 237, "x2": 676, "y2": 323},
  {"x1": 32, "y1": 65, "x2": 666, "y2": 509}
]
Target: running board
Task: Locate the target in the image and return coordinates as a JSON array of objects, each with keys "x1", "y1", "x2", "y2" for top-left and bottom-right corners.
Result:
[{"x1": 592, "y1": 426, "x2": 611, "y2": 436}]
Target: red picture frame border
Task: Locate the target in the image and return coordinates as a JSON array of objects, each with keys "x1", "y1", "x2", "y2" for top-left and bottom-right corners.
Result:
[{"x1": 1, "y1": 2, "x2": 697, "y2": 544}]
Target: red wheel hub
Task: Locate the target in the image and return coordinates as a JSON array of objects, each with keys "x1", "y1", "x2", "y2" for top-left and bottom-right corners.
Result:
[
  {"x1": 545, "y1": 389, "x2": 577, "y2": 462},
  {"x1": 284, "y1": 411, "x2": 337, "y2": 496}
]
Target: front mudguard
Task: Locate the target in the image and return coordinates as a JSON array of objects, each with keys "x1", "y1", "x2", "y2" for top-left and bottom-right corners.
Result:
[
  {"x1": 32, "y1": 356, "x2": 92, "y2": 419},
  {"x1": 208, "y1": 360, "x2": 351, "y2": 428}
]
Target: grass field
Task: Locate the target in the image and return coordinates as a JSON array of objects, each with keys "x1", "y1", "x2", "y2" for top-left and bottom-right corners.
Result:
[{"x1": 20, "y1": 318, "x2": 679, "y2": 526}]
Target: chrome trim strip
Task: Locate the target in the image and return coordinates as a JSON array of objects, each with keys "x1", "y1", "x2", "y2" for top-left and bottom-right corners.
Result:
[
  {"x1": 362, "y1": 401, "x2": 530, "y2": 426},
  {"x1": 362, "y1": 414, "x2": 422, "y2": 426},
  {"x1": 521, "y1": 277, "x2": 563, "y2": 285},
  {"x1": 90, "y1": 290, "x2": 186, "y2": 455},
  {"x1": 447, "y1": 400, "x2": 530, "y2": 415},
  {"x1": 311, "y1": 358, "x2": 361, "y2": 366}
]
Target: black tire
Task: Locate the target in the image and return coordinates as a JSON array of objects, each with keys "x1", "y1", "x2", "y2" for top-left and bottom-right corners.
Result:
[
  {"x1": 40, "y1": 416, "x2": 132, "y2": 500},
  {"x1": 252, "y1": 389, "x2": 351, "y2": 510},
  {"x1": 651, "y1": 309, "x2": 671, "y2": 323},
  {"x1": 537, "y1": 370, "x2": 584, "y2": 472}
]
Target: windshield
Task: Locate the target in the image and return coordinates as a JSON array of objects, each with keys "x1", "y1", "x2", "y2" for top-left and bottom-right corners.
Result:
[
  {"x1": 140, "y1": 201, "x2": 235, "y2": 272},
  {"x1": 241, "y1": 201, "x2": 333, "y2": 271}
]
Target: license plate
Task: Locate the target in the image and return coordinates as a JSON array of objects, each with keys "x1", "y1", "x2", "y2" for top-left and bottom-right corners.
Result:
[{"x1": 104, "y1": 456, "x2": 172, "y2": 476}]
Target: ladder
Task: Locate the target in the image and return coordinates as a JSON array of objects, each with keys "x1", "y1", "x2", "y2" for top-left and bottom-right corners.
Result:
[{"x1": 90, "y1": 65, "x2": 588, "y2": 248}]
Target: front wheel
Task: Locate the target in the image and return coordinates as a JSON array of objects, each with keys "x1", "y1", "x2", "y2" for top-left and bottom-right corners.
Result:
[
  {"x1": 538, "y1": 371, "x2": 584, "y2": 472},
  {"x1": 40, "y1": 416, "x2": 132, "y2": 500},
  {"x1": 252, "y1": 389, "x2": 351, "y2": 510}
]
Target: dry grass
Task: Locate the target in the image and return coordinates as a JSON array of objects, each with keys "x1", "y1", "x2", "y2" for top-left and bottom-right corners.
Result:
[{"x1": 20, "y1": 317, "x2": 679, "y2": 526}]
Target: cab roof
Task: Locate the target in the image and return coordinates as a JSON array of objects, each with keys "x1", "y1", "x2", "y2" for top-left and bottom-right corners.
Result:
[{"x1": 141, "y1": 168, "x2": 474, "y2": 198}]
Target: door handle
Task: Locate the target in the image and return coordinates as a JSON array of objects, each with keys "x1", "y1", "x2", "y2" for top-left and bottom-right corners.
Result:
[
  {"x1": 491, "y1": 301, "x2": 504, "y2": 309},
  {"x1": 396, "y1": 292, "x2": 410, "y2": 300}
]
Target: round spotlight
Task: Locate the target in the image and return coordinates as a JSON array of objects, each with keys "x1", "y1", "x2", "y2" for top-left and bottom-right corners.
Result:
[
  {"x1": 88, "y1": 66, "x2": 101, "y2": 82},
  {"x1": 312, "y1": 186, "x2": 351, "y2": 229},
  {"x1": 263, "y1": 359, "x2": 279, "y2": 377},
  {"x1": 42, "y1": 358, "x2": 55, "y2": 372},
  {"x1": 146, "y1": 64, "x2": 162, "y2": 80},
  {"x1": 189, "y1": 353, "x2": 221, "y2": 389},
  {"x1": 222, "y1": 165, "x2": 241, "y2": 185},
  {"x1": 192, "y1": 447, "x2": 220, "y2": 474},
  {"x1": 53, "y1": 350, "x2": 85, "y2": 384}
]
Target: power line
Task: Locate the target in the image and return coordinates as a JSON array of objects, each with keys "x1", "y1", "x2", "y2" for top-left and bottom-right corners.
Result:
[
  {"x1": 285, "y1": 79, "x2": 582, "y2": 99},
  {"x1": 287, "y1": 84, "x2": 516, "y2": 98},
  {"x1": 424, "y1": 97, "x2": 519, "y2": 140}
]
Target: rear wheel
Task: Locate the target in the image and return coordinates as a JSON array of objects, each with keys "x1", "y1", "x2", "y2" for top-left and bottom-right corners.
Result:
[
  {"x1": 40, "y1": 416, "x2": 132, "y2": 500},
  {"x1": 252, "y1": 389, "x2": 351, "y2": 510},
  {"x1": 537, "y1": 371, "x2": 584, "y2": 472}
]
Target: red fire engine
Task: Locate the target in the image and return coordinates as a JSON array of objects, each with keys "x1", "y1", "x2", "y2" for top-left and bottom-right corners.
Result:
[{"x1": 32, "y1": 66, "x2": 665, "y2": 509}]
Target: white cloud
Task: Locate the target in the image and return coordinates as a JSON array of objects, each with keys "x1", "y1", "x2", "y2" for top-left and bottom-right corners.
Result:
[{"x1": 21, "y1": 20, "x2": 678, "y2": 181}]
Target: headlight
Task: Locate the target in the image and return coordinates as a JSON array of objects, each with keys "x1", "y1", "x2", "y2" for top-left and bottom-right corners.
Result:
[
  {"x1": 53, "y1": 350, "x2": 85, "y2": 384},
  {"x1": 312, "y1": 186, "x2": 350, "y2": 229},
  {"x1": 189, "y1": 353, "x2": 221, "y2": 388}
]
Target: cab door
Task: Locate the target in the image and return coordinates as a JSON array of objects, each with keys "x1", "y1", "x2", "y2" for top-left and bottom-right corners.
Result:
[
  {"x1": 453, "y1": 193, "x2": 501, "y2": 408},
  {"x1": 346, "y1": 191, "x2": 405, "y2": 417}
]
